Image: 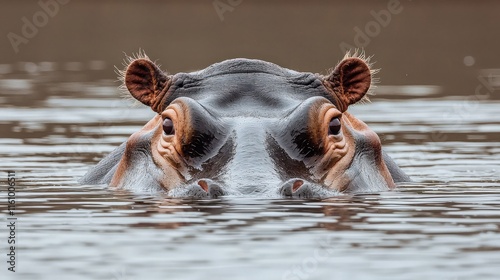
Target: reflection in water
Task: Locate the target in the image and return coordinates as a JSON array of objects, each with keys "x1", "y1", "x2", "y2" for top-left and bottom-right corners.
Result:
[
  {"x1": 375, "y1": 85, "x2": 442, "y2": 97},
  {"x1": 0, "y1": 67, "x2": 499, "y2": 280}
]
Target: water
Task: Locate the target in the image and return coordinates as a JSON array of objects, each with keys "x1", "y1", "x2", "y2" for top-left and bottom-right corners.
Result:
[{"x1": 0, "y1": 62, "x2": 499, "y2": 280}]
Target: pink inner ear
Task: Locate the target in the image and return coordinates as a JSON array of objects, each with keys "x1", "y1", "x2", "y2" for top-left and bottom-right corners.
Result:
[
  {"x1": 333, "y1": 57, "x2": 371, "y2": 106},
  {"x1": 125, "y1": 59, "x2": 168, "y2": 108}
]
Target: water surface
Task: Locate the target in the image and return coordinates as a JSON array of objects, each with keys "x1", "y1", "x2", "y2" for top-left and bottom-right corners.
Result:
[{"x1": 1, "y1": 66, "x2": 499, "y2": 280}]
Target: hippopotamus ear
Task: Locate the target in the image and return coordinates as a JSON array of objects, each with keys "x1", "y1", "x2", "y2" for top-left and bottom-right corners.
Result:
[
  {"x1": 325, "y1": 57, "x2": 371, "y2": 111},
  {"x1": 125, "y1": 58, "x2": 170, "y2": 112}
]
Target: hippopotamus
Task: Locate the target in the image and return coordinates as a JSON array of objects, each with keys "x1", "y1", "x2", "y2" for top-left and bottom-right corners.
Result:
[{"x1": 80, "y1": 53, "x2": 409, "y2": 198}]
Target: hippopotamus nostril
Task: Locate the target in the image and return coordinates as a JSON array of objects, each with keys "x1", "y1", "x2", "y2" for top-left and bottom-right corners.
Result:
[
  {"x1": 170, "y1": 179, "x2": 225, "y2": 199},
  {"x1": 198, "y1": 180, "x2": 209, "y2": 192},
  {"x1": 280, "y1": 178, "x2": 312, "y2": 198},
  {"x1": 196, "y1": 179, "x2": 224, "y2": 198},
  {"x1": 292, "y1": 179, "x2": 304, "y2": 193},
  {"x1": 279, "y1": 178, "x2": 337, "y2": 199}
]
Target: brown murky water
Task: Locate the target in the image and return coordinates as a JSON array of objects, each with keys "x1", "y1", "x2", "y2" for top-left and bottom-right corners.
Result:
[{"x1": 1, "y1": 1, "x2": 500, "y2": 280}]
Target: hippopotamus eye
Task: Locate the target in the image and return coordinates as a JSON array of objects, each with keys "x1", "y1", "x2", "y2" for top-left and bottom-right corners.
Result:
[
  {"x1": 162, "y1": 118, "x2": 175, "y2": 135},
  {"x1": 328, "y1": 118, "x2": 341, "y2": 135}
]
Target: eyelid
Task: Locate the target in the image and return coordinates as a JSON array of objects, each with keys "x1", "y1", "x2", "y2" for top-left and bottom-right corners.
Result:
[
  {"x1": 324, "y1": 108, "x2": 342, "y2": 126},
  {"x1": 161, "y1": 109, "x2": 176, "y2": 119}
]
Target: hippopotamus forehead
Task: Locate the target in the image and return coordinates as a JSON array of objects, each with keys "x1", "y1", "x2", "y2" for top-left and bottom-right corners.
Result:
[
  {"x1": 197, "y1": 73, "x2": 321, "y2": 117},
  {"x1": 194, "y1": 58, "x2": 303, "y2": 76},
  {"x1": 169, "y1": 59, "x2": 328, "y2": 117}
]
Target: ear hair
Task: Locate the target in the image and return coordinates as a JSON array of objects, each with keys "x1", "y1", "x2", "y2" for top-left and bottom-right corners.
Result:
[
  {"x1": 323, "y1": 50, "x2": 379, "y2": 111},
  {"x1": 116, "y1": 49, "x2": 152, "y2": 102},
  {"x1": 341, "y1": 50, "x2": 379, "y2": 102},
  {"x1": 117, "y1": 50, "x2": 171, "y2": 113}
]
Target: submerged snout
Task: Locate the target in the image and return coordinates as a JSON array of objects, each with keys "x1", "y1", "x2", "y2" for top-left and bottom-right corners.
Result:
[
  {"x1": 279, "y1": 178, "x2": 340, "y2": 199},
  {"x1": 168, "y1": 178, "x2": 341, "y2": 199},
  {"x1": 168, "y1": 179, "x2": 224, "y2": 199}
]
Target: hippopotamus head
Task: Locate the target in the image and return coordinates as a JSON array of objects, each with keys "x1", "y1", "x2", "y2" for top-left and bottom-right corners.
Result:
[{"x1": 81, "y1": 53, "x2": 409, "y2": 198}]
